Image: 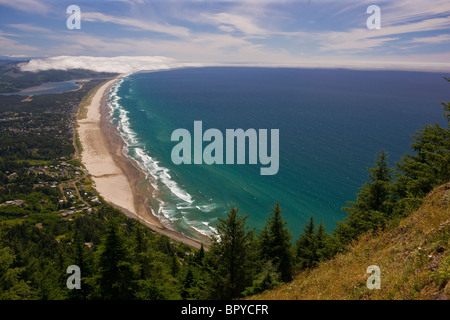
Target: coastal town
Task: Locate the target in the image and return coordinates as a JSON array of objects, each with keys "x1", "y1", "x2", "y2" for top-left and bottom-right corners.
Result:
[
  {"x1": 0, "y1": 76, "x2": 111, "y2": 229},
  {"x1": 0, "y1": 160, "x2": 102, "y2": 219}
]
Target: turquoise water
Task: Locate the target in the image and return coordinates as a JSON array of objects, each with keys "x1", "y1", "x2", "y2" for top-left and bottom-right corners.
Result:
[{"x1": 107, "y1": 67, "x2": 448, "y2": 240}]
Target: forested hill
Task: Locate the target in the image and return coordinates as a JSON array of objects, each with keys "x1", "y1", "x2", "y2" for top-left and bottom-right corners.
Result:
[
  {"x1": 0, "y1": 60, "x2": 117, "y2": 93},
  {"x1": 250, "y1": 181, "x2": 450, "y2": 300}
]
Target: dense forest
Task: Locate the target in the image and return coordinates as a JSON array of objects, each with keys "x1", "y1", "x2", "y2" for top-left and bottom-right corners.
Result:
[{"x1": 0, "y1": 76, "x2": 448, "y2": 300}]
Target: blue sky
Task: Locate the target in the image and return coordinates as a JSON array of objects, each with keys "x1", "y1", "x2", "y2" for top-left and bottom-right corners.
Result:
[{"x1": 1, "y1": 0, "x2": 449, "y2": 72}]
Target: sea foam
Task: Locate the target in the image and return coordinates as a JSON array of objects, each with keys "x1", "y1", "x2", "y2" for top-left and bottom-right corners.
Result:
[{"x1": 106, "y1": 77, "x2": 216, "y2": 238}]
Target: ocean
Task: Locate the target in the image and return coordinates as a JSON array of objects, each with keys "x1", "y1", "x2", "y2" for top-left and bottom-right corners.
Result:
[{"x1": 106, "y1": 67, "x2": 449, "y2": 241}]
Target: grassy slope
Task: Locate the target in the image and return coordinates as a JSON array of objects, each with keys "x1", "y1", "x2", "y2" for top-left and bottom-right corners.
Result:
[{"x1": 250, "y1": 182, "x2": 450, "y2": 300}]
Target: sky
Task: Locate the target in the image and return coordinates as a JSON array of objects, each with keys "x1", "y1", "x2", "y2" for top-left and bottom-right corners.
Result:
[{"x1": 0, "y1": 0, "x2": 450, "y2": 73}]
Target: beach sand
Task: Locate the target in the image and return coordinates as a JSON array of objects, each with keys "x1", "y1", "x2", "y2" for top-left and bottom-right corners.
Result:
[{"x1": 77, "y1": 77, "x2": 209, "y2": 249}]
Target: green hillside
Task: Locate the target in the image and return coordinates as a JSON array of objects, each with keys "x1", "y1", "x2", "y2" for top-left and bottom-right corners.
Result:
[
  {"x1": 0, "y1": 61, "x2": 117, "y2": 93},
  {"x1": 250, "y1": 181, "x2": 450, "y2": 300}
]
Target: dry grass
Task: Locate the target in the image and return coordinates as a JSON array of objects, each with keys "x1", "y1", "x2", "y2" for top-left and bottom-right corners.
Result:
[{"x1": 250, "y1": 182, "x2": 450, "y2": 300}]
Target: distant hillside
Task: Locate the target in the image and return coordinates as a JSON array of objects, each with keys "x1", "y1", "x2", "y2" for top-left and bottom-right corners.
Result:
[
  {"x1": 250, "y1": 182, "x2": 450, "y2": 300},
  {"x1": 0, "y1": 61, "x2": 117, "y2": 93}
]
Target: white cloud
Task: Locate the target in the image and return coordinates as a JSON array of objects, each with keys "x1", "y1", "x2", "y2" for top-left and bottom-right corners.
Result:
[
  {"x1": 82, "y1": 12, "x2": 190, "y2": 38},
  {"x1": 409, "y1": 33, "x2": 450, "y2": 44},
  {"x1": 0, "y1": 29, "x2": 40, "y2": 55},
  {"x1": 19, "y1": 56, "x2": 203, "y2": 74},
  {"x1": 4, "y1": 1, "x2": 450, "y2": 73},
  {"x1": 382, "y1": 0, "x2": 450, "y2": 26},
  {"x1": 0, "y1": 0, "x2": 49, "y2": 13},
  {"x1": 204, "y1": 12, "x2": 267, "y2": 35},
  {"x1": 15, "y1": 51, "x2": 450, "y2": 74},
  {"x1": 218, "y1": 25, "x2": 236, "y2": 32},
  {"x1": 5, "y1": 23, "x2": 51, "y2": 34},
  {"x1": 318, "y1": 17, "x2": 450, "y2": 52}
]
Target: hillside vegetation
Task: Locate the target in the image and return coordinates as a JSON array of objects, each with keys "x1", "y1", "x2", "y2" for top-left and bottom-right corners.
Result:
[{"x1": 250, "y1": 181, "x2": 450, "y2": 300}]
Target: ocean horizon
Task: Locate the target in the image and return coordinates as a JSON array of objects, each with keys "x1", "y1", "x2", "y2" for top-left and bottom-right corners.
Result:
[{"x1": 106, "y1": 67, "x2": 449, "y2": 241}]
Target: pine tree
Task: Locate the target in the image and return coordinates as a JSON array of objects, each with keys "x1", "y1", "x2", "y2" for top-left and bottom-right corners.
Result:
[
  {"x1": 68, "y1": 231, "x2": 93, "y2": 300},
  {"x1": 394, "y1": 79, "x2": 450, "y2": 213},
  {"x1": 97, "y1": 219, "x2": 134, "y2": 299},
  {"x1": 367, "y1": 150, "x2": 393, "y2": 211},
  {"x1": 193, "y1": 243, "x2": 205, "y2": 266},
  {"x1": 296, "y1": 218, "x2": 333, "y2": 270},
  {"x1": 181, "y1": 267, "x2": 194, "y2": 300},
  {"x1": 335, "y1": 151, "x2": 393, "y2": 247},
  {"x1": 315, "y1": 221, "x2": 333, "y2": 263},
  {"x1": 259, "y1": 203, "x2": 294, "y2": 282},
  {"x1": 209, "y1": 206, "x2": 255, "y2": 299},
  {"x1": 170, "y1": 255, "x2": 180, "y2": 277},
  {"x1": 394, "y1": 124, "x2": 449, "y2": 203},
  {"x1": 296, "y1": 216, "x2": 317, "y2": 269},
  {"x1": 132, "y1": 223, "x2": 150, "y2": 279}
]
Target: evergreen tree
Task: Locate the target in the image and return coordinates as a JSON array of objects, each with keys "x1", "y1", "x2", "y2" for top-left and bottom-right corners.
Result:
[
  {"x1": 259, "y1": 203, "x2": 294, "y2": 282},
  {"x1": 97, "y1": 219, "x2": 134, "y2": 299},
  {"x1": 170, "y1": 255, "x2": 180, "y2": 277},
  {"x1": 132, "y1": 223, "x2": 150, "y2": 279},
  {"x1": 442, "y1": 78, "x2": 450, "y2": 124},
  {"x1": 209, "y1": 206, "x2": 255, "y2": 299},
  {"x1": 335, "y1": 151, "x2": 393, "y2": 247},
  {"x1": 0, "y1": 246, "x2": 33, "y2": 299},
  {"x1": 296, "y1": 216, "x2": 317, "y2": 269},
  {"x1": 314, "y1": 221, "x2": 333, "y2": 263},
  {"x1": 394, "y1": 125, "x2": 449, "y2": 210},
  {"x1": 366, "y1": 150, "x2": 393, "y2": 212},
  {"x1": 194, "y1": 244, "x2": 205, "y2": 266},
  {"x1": 180, "y1": 267, "x2": 195, "y2": 300},
  {"x1": 68, "y1": 231, "x2": 93, "y2": 300},
  {"x1": 296, "y1": 218, "x2": 334, "y2": 270},
  {"x1": 241, "y1": 260, "x2": 281, "y2": 297},
  {"x1": 393, "y1": 79, "x2": 450, "y2": 213}
]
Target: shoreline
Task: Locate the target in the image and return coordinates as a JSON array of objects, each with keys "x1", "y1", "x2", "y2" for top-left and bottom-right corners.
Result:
[{"x1": 77, "y1": 76, "x2": 209, "y2": 250}]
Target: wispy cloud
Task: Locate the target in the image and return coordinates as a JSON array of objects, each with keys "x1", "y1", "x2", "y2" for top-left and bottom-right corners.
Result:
[
  {"x1": 409, "y1": 33, "x2": 450, "y2": 44},
  {"x1": 0, "y1": 0, "x2": 49, "y2": 13},
  {"x1": 382, "y1": 0, "x2": 450, "y2": 26},
  {"x1": 82, "y1": 12, "x2": 190, "y2": 38},
  {"x1": 318, "y1": 17, "x2": 450, "y2": 52},
  {"x1": 5, "y1": 23, "x2": 51, "y2": 34},
  {"x1": 0, "y1": 32, "x2": 40, "y2": 55},
  {"x1": 199, "y1": 12, "x2": 267, "y2": 35},
  {"x1": 0, "y1": 1, "x2": 449, "y2": 72}
]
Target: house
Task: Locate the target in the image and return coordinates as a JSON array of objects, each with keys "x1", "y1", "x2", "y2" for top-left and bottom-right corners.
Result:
[{"x1": 1, "y1": 199, "x2": 25, "y2": 207}]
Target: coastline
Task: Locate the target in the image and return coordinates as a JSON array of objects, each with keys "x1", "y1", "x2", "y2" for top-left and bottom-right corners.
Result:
[{"x1": 77, "y1": 76, "x2": 209, "y2": 250}]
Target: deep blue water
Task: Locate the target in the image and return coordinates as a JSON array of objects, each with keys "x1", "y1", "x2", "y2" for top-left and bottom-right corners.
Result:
[{"x1": 107, "y1": 67, "x2": 448, "y2": 240}]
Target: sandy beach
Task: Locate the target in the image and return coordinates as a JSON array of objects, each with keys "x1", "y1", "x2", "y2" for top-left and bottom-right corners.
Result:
[{"x1": 77, "y1": 77, "x2": 209, "y2": 249}]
